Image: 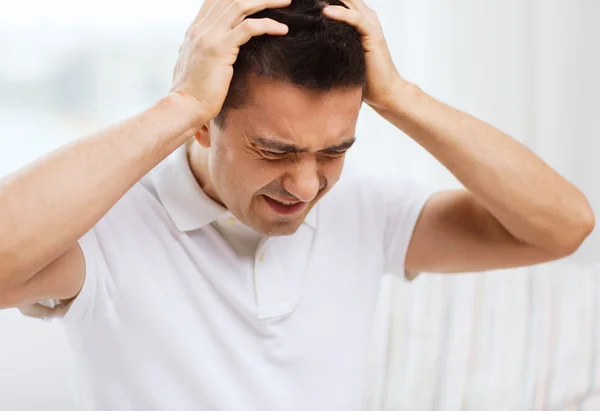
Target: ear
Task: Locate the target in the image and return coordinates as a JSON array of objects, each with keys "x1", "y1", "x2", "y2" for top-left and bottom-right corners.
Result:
[{"x1": 194, "y1": 123, "x2": 211, "y2": 148}]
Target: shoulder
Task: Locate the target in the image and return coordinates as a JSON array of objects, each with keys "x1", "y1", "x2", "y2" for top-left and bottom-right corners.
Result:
[
  {"x1": 93, "y1": 174, "x2": 174, "y2": 238},
  {"x1": 319, "y1": 161, "x2": 436, "y2": 235},
  {"x1": 317, "y1": 163, "x2": 389, "y2": 232},
  {"x1": 324, "y1": 162, "x2": 429, "y2": 211}
]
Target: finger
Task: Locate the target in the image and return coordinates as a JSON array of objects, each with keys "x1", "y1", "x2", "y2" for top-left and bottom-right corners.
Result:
[
  {"x1": 185, "y1": 0, "x2": 220, "y2": 43},
  {"x1": 219, "y1": 0, "x2": 292, "y2": 29},
  {"x1": 342, "y1": 0, "x2": 378, "y2": 20},
  {"x1": 186, "y1": 0, "x2": 233, "y2": 40},
  {"x1": 227, "y1": 18, "x2": 289, "y2": 47},
  {"x1": 338, "y1": 0, "x2": 370, "y2": 13},
  {"x1": 193, "y1": 0, "x2": 220, "y2": 24},
  {"x1": 199, "y1": 0, "x2": 236, "y2": 26},
  {"x1": 322, "y1": 5, "x2": 370, "y2": 35}
]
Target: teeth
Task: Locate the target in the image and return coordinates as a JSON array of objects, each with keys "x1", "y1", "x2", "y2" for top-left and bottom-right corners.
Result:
[{"x1": 272, "y1": 198, "x2": 296, "y2": 206}]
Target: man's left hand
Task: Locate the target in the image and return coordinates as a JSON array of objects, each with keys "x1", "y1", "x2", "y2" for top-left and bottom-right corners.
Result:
[{"x1": 323, "y1": 0, "x2": 403, "y2": 111}]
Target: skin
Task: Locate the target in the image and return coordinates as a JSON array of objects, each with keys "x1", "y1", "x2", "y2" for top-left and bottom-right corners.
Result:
[
  {"x1": 0, "y1": 0, "x2": 595, "y2": 312},
  {"x1": 190, "y1": 78, "x2": 363, "y2": 236},
  {"x1": 0, "y1": 0, "x2": 295, "y2": 308},
  {"x1": 324, "y1": 0, "x2": 595, "y2": 274}
]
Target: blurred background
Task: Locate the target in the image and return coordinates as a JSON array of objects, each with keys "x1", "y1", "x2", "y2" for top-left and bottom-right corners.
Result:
[{"x1": 0, "y1": 0, "x2": 599, "y2": 410}]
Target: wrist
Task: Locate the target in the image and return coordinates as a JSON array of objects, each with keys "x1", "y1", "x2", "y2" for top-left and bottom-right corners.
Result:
[
  {"x1": 372, "y1": 79, "x2": 422, "y2": 121},
  {"x1": 159, "y1": 92, "x2": 212, "y2": 134}
]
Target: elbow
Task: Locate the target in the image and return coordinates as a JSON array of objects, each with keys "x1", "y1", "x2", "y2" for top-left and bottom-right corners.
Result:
[{"x1": 550, "y1": 202, "x2": 596, "y2": 257}]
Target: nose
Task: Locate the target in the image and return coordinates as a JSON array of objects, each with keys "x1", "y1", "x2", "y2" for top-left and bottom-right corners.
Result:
[{"x1": 282, "y1": 157, "x2": 323, "y2": 203}]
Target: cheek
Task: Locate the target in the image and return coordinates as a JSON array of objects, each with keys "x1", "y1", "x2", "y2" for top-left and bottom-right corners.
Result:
[
  {"x1": 212, "y1": 145, "x2": 283, "y2": 196},
  {"x1": 246, "y1": 160, "x2": 287, "y2": 193}
]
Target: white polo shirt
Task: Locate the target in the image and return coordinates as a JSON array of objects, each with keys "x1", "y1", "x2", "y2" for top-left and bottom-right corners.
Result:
[{"x1": 58, "y1": 146, "x2": 433, "y2": 411}]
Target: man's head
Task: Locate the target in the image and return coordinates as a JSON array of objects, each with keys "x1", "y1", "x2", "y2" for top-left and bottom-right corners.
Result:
[{"x1": 193, "y1": 0, "x2": 366, "y2": 236}]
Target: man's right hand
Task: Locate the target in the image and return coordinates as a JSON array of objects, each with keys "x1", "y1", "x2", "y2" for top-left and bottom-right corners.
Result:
[
  {"x1": 0, "y1": 0, "x2": 291, "y2": 313},
  {"x1": 171, "y1": 0, "x2": 291, "y2": 122}
]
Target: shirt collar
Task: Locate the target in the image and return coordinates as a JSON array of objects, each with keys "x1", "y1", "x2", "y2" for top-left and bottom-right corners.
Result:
[{"x1": 152, "y1": 144, "x2": 317, "y2": 232}]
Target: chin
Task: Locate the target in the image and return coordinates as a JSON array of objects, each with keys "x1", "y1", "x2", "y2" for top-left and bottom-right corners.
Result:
[
  {"x1": 264, "y1": 223, "x2": 302, "y2": 237},
  {"x1": 254, "y1": 218, "x2": 303, "y2": 237}
]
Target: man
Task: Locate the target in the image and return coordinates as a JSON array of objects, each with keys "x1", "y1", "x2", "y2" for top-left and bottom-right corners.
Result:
[{"x1": 0, "y1": 0, "x2": 594, "y2": 409}]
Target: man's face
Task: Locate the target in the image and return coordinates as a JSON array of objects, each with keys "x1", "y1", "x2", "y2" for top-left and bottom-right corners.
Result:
[{"x1": 200, "y1": 77, "x2": 363, "y2": 236}]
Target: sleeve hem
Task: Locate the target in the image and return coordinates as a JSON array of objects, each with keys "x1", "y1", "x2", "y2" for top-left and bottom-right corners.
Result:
[
  {"x1": 60, "y1": 231, "x2": 98, "y2": 325},
  {"x1": 402, "y1": 189, "x2": 435, "y2": 281},
  {"x1": 382, "y1": 186, "x2": 436, "y2": 281}
]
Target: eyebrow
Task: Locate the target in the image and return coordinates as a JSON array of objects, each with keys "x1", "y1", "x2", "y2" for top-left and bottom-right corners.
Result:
[{"x1": 253, "y1": 137, "x2": 356, "y2": 153}]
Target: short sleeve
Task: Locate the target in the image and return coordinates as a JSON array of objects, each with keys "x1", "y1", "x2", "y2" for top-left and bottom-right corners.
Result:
[
  {"x1": 57, "y1": 179, "x2": 167, "y2": 326},
  {"x1": 59, "y1": 227, "x2": 111, "y2": 326},
  {"x1": 22, "y1": 180, "x2": 160, "y2": 324},
  {"x1": 18, "y1": 229, "x2": 111, "y2": 323},
  {"x1": 378, "y1": 178, "x2": 435, "y2": 278}
]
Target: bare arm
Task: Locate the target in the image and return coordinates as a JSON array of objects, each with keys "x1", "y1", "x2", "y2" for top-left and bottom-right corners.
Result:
[
  {"x1": 324, "y1": 1, "x2": 594, "y2": 274},
  {"x1": 390, "y1": 83, "x2": 595, "y2": 273},
  {"x1": 0, "y1": 94, "x2": 202, "y2": 304},
  {"x1": 405, "y1": 190, "x2": 580, "y2": 276},
  {"x1": 0, "y1": 0, "x2": 291, "y2": 308}
]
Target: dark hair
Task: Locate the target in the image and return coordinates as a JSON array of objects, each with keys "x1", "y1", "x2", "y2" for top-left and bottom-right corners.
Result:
[{"x1": 214, "y1": 0, "x2": 366, "y2": 128}]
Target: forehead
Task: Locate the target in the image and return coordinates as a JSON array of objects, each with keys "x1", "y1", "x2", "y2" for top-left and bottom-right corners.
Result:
[{"x1": 227, "y1": 78, "x2": 363, "y2": 144}]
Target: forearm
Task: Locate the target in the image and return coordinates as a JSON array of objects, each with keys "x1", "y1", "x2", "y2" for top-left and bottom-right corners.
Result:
[
  {"x1": 0, "y1": 93, "x2": 204, "y2": 284},
  {"x1": 377, "y1": 81, "x2": 594, "y2": 254}
]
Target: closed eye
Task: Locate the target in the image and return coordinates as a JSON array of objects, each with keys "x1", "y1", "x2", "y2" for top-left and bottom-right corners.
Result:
[
  {"x1": 259, "y1": 149, "x2": 291, "y2": 160},
  {"x1": 260, "y1": 149, "x2": 348, "y2": 161},
  {"x1": 320, "y1": 149, "x2": 349, "y2": 157}
]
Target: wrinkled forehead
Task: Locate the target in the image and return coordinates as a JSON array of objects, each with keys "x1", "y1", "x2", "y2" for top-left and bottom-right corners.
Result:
[{"x1": 229, "y1": 78, "x2": 363, "y2": 145}]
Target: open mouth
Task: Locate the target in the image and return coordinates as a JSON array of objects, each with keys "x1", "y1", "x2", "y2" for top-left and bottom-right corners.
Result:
[{"x1": 262, "y1": 195, "x2": 307, "y2": 215}]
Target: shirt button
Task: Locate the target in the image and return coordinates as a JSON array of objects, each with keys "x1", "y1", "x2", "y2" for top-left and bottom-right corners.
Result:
[
  {"x1": 227, "y1": 216, "x2": 236, "y2": 225},
  {"x1": 258, "y1": 252, "x2": 265, "y2": 262}
]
